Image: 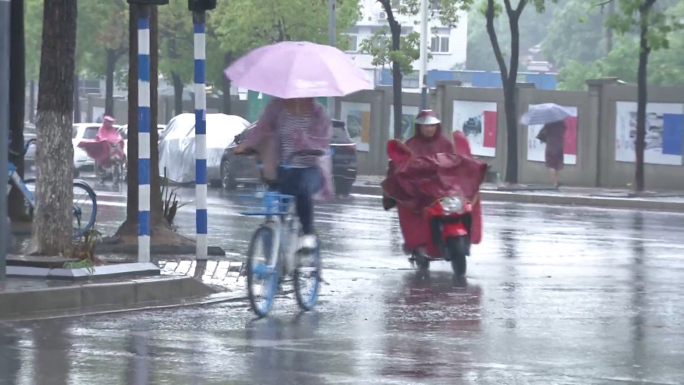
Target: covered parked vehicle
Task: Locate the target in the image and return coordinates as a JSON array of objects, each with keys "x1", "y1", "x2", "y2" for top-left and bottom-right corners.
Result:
[
  {"x1": 159, "y1": 113, "x2": 249, "y2": 185},
  {"x1": 219, "y1": 119, "x2": 357, "y2": 194}
]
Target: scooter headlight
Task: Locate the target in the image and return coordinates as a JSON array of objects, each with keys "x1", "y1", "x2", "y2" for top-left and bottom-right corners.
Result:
[{"x1": 440, "y1": 197, "x2": 463, "y2": 213}]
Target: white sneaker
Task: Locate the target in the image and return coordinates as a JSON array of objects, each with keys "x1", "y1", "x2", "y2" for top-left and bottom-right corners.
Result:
[{"x1": 298, "y1": 234, "x2": 318, "y2": 251}]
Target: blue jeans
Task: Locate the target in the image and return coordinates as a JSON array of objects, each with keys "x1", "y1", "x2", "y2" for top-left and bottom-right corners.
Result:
[{"x1": 271, "y1": 167, "x2": 323, "y2": 235}]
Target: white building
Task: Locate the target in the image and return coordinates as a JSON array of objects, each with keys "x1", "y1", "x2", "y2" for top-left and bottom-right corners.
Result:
[{"x1": 345, "y1": 0, "x2": 468, "y2": 88}]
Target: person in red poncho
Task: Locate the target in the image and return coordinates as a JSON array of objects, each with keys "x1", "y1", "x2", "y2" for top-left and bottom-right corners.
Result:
[
  {"x1": 383, "y1": 109, "x2": 485, "y2": 256},
  {"x1": 404, "y1": 110, "x2": 454, "y2": 156}
]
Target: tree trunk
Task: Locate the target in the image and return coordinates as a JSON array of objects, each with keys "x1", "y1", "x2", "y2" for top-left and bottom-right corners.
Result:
[
  {"x1": 8, "y1": 0, "x2": 28, "y2": 221},
  {"x1": 635, "y1": 1, "x2": 655, "y2": 193},
  {"x1": 105, "y1": 48, "x2": 116, "y2": 116},
  {"x1": 503, "y1": 84, "x2": 519, "y2": 183},
  {"x1": 171, "y1": 71, "x2": 183, "y2": 116},
  {"x1": 149, "y1": 5, "x2": 165, "y2": 228},
  {"x1": 29, "y1": 80, "x2": 36, "y2": 123},
  {"x1": 73, "y1": 74, "x2": 80, "y2": 123},
  {"x1": 222, "y1": 52, "x2": 232, "y2": 114},
  {"x1": 486, "y1": 0, "x2": 524, "y2": 184},
  {"x1": 388, "y1": 18, "x2": 403, "y2": 140},
  {"x1": 503, "y1": 11, "x2": 522, "y2": 184},
  {"x1": 604, "y1": 0, "x2": 616, "y2": 56},
  {"x1": 119, "y1": 3, "x2": 139, "y2": 238},
  {"x1": 28, "y1": 0, "x2": 77, "y2": 256}
]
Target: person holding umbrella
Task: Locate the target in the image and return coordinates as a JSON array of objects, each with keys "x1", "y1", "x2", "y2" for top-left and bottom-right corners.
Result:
[
  {"x1": 521, "y1": 103, "x2": 574, "y2": 188},
  {"x1": 226, "y1": 41, "x2": 372, "y2": 250}
]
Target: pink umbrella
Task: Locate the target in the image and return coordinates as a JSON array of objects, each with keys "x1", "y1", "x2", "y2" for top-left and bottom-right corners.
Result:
[{"x1": 224, "y1": 41, "x2": 373, "y2": 99}]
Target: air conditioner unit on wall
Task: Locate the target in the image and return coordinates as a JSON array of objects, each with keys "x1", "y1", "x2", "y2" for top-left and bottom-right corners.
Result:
[{"x1": 378, "y1": 11, "x2": 387, "y2": 20}]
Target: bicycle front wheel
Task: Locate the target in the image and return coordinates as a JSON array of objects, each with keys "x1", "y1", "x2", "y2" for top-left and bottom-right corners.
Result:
[
  {"x1": 72, "y1": 181, "x2": 97, "y2": 237},
  {"x1": 247, "y1": 226, "x2": 279, "y2": 318},
  {"x1": 294, "y1": 238, "x2": 322, "y2": 311}
]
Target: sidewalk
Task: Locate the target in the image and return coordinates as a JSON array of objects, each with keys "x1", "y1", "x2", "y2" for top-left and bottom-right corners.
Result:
[
  {"x1": 0, "y1": 255, "x2": 246, "y2": 322},
  {"x1": 353, "y1": 175, "x2": 684, "y2": 213}
]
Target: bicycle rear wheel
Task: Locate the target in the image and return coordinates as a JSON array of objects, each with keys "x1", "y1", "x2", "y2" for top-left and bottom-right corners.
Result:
[
  {"x1": 294, "y1": 238, "x2": 322, "y2": 311},
  {"x1": 72, "y1": 181, "x2": 97, "y2": 237},
  {"x1": 247, "y1": 226, "x2": 279, "y2": 317}
]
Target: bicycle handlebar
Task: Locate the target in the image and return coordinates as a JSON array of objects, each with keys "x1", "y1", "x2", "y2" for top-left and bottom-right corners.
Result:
[{"x1": 8, "y1": 138, "x2": 36, "y2": 158}]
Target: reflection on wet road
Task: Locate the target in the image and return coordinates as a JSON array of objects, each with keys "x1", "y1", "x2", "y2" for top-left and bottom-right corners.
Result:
[{"x1": 3, "y1": 186, "x2": 684, "y2": 384}]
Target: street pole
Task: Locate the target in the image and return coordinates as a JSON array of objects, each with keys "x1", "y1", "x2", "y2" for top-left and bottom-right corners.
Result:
[
  {"x1": 328, "y1": 0, "x2": 337, "y2": 119},
  {"x1": 193, "y1": 11, "x2": 207, "y2": 261},
  {"x1": 419, "y1": 0, "x2": 428, "y2": 111},
  {"x1": 138, "y1": 5, "x2": 152, "y2": 263},
  {"x1": 0, "y1": 0, "x2": 10, "y2": 280}
]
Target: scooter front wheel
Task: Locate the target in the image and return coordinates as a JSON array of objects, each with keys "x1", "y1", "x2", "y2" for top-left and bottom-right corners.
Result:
[{"x1": 446, "y1": 236, "x2": 469, "y2": 276}]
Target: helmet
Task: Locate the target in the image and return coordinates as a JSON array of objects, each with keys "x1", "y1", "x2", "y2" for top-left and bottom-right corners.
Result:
[{"x1": 415, "y1": 109, "x2": 441, "y2": 125}]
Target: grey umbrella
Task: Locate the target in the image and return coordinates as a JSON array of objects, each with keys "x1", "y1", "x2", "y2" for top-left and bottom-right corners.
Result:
[{"x1": 521, "y1": 103, "x2": 575, "y2": 125}]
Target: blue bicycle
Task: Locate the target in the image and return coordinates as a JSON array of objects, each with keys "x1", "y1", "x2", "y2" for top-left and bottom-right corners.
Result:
[
  {"x1": 7, "y1": 138, "x2": 98, "y2": 238},
  {"x1": 240, "y1": 149, "x2": 325, "y2": 317}
]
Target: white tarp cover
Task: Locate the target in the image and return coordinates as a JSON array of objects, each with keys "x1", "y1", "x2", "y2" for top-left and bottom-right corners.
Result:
[{"x1": 159, "y1": 113, "x2": 249, "y2": 183}]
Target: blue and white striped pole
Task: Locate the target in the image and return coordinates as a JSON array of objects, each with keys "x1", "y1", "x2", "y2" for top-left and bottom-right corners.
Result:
[
  {"x1": 193, "y1": 12, "x2": 207, "y2": 260},
  {"x1": 138, "y1": 6, "x2": 151, "y2": 263}
]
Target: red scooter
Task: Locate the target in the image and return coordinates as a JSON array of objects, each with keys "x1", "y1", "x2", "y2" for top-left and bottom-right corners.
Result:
[{"x1": 382, "y1": 135, "x2": 487, "y2": 276}]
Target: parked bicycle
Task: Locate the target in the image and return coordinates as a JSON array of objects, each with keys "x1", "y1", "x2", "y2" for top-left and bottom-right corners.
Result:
[
  {"x1": 240, "y1": 149, "x2": 326, "y2": 317},
  {"x1": 7, "y1": 138, "x2": 98, "y2": 238}
]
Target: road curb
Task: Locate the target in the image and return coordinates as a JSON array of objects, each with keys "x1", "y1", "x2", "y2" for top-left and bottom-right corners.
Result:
[
  {"x1": 352, "y1": 184, "x2": 684, "y2": 213},
  {"x1": 0, "y1": 276, "x2": 220, "y2": 322}
]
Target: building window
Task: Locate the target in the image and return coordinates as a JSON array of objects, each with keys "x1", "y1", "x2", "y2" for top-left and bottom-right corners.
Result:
[
  {"x1": 430, "y1": 36, "x2": 450, "y2": 53},
  {"x1": 402, "y1": 72, "x2": 419, "y2": 88},
  {"x1": 430, "y1": 0, "x2": 441, "y2": 10},
  {"x1": 345, "y1": 35, "x2": 358, "y2": 52}
]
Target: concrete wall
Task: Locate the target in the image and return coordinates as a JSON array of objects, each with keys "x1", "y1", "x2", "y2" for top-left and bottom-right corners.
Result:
[
  {"x1": 518, "y1": 87, "x2": 597, "y2": 186},
  {"x1": 593, "y1": 82, "x2": 684, "y2": 190},
  {"x1": 83, "y1": 80, "x2": 684, "y2": 190},
  {"x1": 338, "y1": 80, "x2": 684, "y2": 191}
]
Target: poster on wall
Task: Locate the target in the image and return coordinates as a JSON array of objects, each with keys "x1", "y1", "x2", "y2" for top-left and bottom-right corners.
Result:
[
  {"x1": 615, "y1": 102, "x2": 684, "y2": 165},
  {"x1": 526, "y1": 105, "x2": 578, "y2": 165},
  {"x1": 452, "y1": 101, "x2": 498, "y2": 157},
  {"x1": 340, "y1": 101, "x2": 371, "y2": 152},
  {"x1": 389, "y1": 105, "x2": 420, "y2": 141}
]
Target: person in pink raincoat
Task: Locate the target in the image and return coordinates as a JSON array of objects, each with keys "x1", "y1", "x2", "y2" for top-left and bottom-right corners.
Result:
[
  {"x1": 78, "y1": 116, "x2": 124, "y2": 184},
  {"x1": 234, "y1": 97, "x2": 332, "y2": 251}
]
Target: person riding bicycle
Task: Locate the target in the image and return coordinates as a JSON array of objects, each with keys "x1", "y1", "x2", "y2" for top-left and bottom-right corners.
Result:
[{"x1": 234, "y1": 97, "x2": 333, "y2": 251}]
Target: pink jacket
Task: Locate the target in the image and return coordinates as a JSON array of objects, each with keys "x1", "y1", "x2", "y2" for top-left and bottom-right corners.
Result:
[{"x1": 244, "y1": 98, "x2": 334, "y2": 200}]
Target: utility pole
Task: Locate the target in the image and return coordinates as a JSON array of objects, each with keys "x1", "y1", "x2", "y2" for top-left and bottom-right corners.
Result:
[
  {"x1": 188, "y1": 0, "x2": 217, "y2": 261},
  {"x1": 0, "y1": 0, "x2": 11, "y2": 280},
  {"x1": 328, "y1": 0, "x2": 337, "y2": 118},
  {"x1": 127, "y1": 0, "x2": 169, "y2": 262},
  {"x1": 419, "y1": 0, "x2": 428, "y2": 110}
]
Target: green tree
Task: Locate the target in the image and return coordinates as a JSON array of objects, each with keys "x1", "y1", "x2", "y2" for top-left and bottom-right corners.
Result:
[
  {"x1": 25, "y1": 0, "x2": 43, "y2": 122},
  {"x1": 484, "y1": 0, "x2": 557, "y2": 184},
  {"x1": 77, "y1": 0, "x2": 129, "y2": 117},
  {"x1": 159, "y1": 0, "x2": 194, "y2": 116},
  {"x1": 467, "y1": 0, "x2": 561, "y2": 71},
  {"x1": 603, "y1": 0, "x2": 682, "y2": 192},
  {"x1": 211, "y1": 0, "x2": 362, "y2": 115},
  {"x1": 360, "y1": 0, "x2": 472, "y2": 139},
  {"x1": 541, "y1": 0, "x2": 604, "y2": 68}
]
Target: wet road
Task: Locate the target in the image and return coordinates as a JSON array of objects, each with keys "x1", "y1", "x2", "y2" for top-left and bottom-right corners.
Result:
[{"x1": 3, "y1": 183, "x2": 684, "y2": 384}]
